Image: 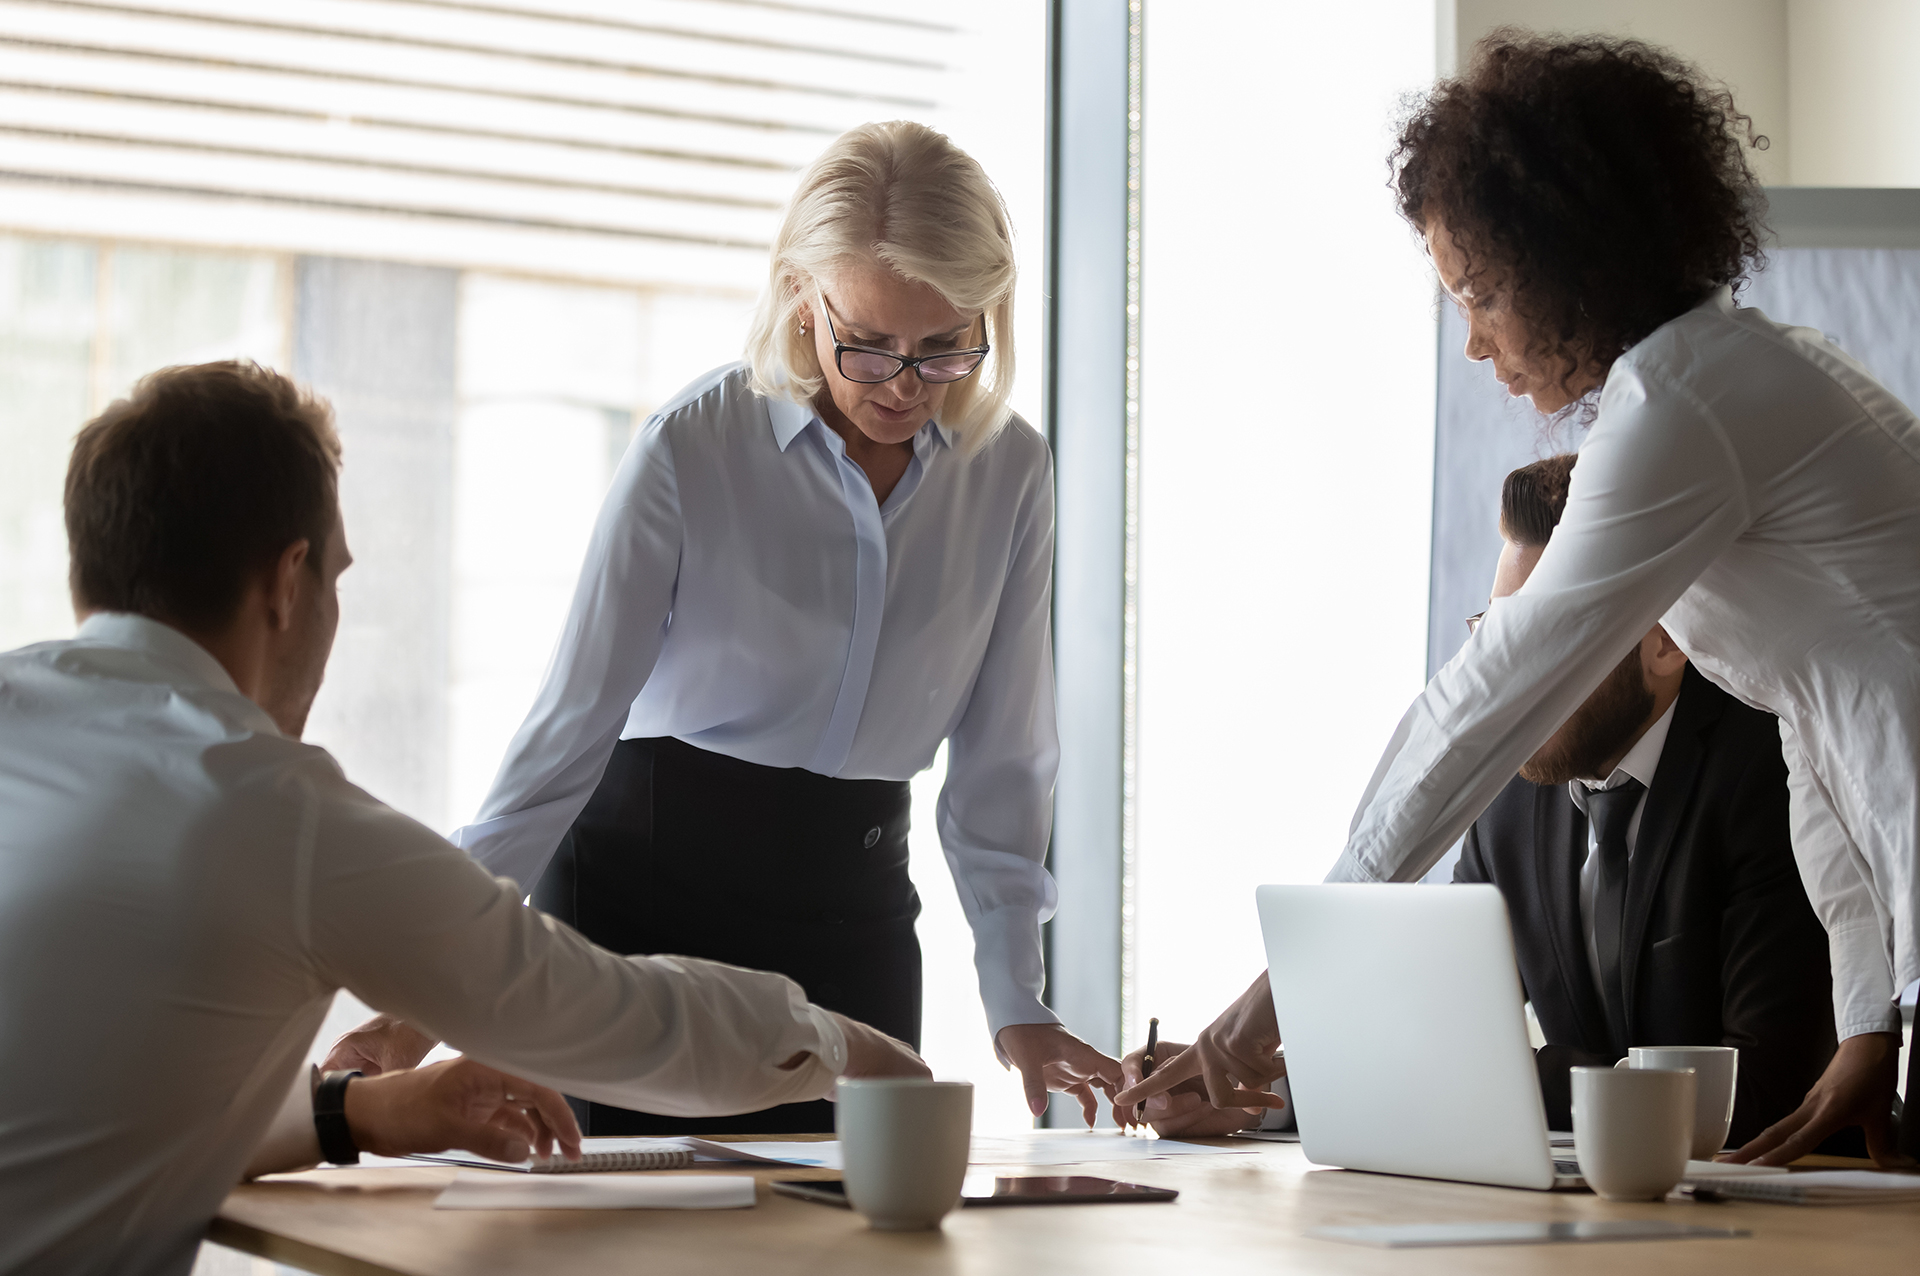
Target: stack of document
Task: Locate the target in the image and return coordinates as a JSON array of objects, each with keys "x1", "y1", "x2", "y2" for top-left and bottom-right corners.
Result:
[{"x1": 1689, "y1": 1170, "x2": 1920, "y2": 1205}]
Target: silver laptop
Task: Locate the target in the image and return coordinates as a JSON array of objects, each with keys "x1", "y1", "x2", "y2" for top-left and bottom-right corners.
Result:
[{"x1": 1255, "y1": 883, "x2": 1583, "y2": 1190}]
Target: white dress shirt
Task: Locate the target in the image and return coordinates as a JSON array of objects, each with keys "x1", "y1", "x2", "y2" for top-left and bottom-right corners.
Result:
[
  {"x1": 1569, "y1": 701, "x2": 1677, "y2": 1010},
  {"x1": 453, "y1": 364, "x2": 1061, "y2": 1037},
  {"x1": 1330, "y1": 288, "x2": 1920, "y2": 1042},
  {"x1": 0, "y1": 614, "x2": 846, "y2": 1276}
]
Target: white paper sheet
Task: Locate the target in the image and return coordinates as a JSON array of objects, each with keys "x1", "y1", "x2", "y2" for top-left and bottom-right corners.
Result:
[
  {"x1": 688, "y1": 1139, "x2": 843, "y2": 1169},
  {"x1": 1678, "y1": 1160, "x2": 1789, "y2": 1180},
  {"x1": 433, "y1": 1171, "x2": 756, "y2": 1210},
  {"x1": 967, "y1": 1131, "x2": 1256, "y2": 1166},
  {"x1": 692, "y1": 1131, "x2": 1253, "y2": 1171}
]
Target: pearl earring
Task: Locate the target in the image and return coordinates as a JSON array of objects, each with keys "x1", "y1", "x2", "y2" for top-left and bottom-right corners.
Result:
[{"x1": 798, "y1": 322, "x2": 808, "y2": 336}]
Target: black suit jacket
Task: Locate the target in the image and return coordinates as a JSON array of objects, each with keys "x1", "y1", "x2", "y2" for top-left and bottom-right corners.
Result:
[{"x1": 1454, "y1": 666, "x2": 1842, "y2": 1148}]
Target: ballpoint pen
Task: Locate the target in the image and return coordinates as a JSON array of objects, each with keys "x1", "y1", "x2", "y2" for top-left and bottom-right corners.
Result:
[{"x1": 1133, "y1": 1017, "x2": 1159, "y2": 1128}]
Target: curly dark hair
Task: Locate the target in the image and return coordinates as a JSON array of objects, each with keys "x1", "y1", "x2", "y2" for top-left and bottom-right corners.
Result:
[{"x1": 1392, "y1": 30, "x2": 1769, "y2": 402}]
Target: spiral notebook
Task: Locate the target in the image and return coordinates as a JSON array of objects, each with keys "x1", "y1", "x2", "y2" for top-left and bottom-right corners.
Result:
[
  {"x1": 410, "y1": 1137, "x2": 694, "y2": 1174},
  {"x1": 1686, "y1": 1170, "x2": 1920, "y2": 1205}
]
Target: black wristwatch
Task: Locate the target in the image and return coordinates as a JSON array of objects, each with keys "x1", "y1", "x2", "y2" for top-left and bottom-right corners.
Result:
[{"x1": 314, "y1": 1069, "x2": 363, "y2": 1165}]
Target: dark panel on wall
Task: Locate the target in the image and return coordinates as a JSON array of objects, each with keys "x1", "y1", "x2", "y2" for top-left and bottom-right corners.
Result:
[{"x1": 294, "y1": 256, "x2": 458, "y2": 828}]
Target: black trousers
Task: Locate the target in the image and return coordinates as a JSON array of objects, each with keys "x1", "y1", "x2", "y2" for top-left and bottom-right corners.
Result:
[{"x1": 533, "y1": 736, "x2": 921, "y2": 1134}]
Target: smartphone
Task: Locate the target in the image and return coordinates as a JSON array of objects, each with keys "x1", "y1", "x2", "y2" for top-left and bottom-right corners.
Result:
[{"x1": 772, "y1": 1175, "x2": 1179, "y2": 1208}]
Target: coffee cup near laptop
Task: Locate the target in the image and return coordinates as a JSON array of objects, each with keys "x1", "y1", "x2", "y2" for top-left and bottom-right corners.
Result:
[
  {"x1": 1571, "y1": 1066, "x2": 1695, "y2": 1200},
  {"x1": 1615, "y1": 1046, "x2": 1739, "y2": 1159},
  {"x1": 836, "y1": 1079, "x2": 973, "y2": 1230}
]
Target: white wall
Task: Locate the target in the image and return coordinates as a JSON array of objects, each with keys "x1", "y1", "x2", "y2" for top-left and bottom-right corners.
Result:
[
  {"x1": 1455, "y1": 0, "x2": 1920, "y2": 188},
  {"x1": 1132, "y1": 3, "x2": 1438, "y2": 1048},
  {"x1": 1789, "y1": 0, "x2": 1920, "y2": 186},
  {"x1": 1451, "y1": 0, "x2": 1791, "y2": 185}
]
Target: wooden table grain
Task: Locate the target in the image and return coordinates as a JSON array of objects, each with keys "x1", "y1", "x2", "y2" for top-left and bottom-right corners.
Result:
[{"x1": 211, "y1": 1135, "x2": 1920, "y2": 1276}]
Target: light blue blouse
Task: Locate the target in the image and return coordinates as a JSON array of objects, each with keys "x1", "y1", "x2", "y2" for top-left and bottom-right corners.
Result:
[{"x1": 454, "y1": 363, "x2": 1061, "y2": 1037}]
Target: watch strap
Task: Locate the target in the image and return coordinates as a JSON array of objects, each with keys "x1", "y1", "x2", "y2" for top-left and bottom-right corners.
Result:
[{"x1": 314, "y1": 1069, "x2": 362, "y2": 1165}]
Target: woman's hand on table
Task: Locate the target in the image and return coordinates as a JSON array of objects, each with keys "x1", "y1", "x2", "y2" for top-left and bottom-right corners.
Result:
[
  {"x1": 1723, "y1": 1030, "x2": 1914, "y2": 1168},
  {"x1": 345, "y1": 1057, "x2": 582, "y2": 1163},
  {"x1": 320, "y1": 1013, "x2": 437, "y2": 1076},
  {"x1": 995, "y1": 1023, "x2": 1124, "y2": 1125},
  {"x1": 1112, "y1": 971, "x2": 1285, "y2": 1117},
  {"x1": 1112, "y1": 1040, "x2": 1268, "y2": 1137}
]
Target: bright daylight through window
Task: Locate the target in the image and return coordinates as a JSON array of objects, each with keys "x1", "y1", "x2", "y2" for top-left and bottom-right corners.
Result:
[{"x1": 0, "y1": 0, "x2": 1043, "y2": 1131}]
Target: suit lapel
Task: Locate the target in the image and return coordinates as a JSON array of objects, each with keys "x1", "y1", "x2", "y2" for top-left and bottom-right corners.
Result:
[
  {"x1": 1620, "y1": 670, "x2": 1719, "y2": 1035},
  {"x1": 1537, "y1": 784, "x2": 1613, "y2": 1050}
]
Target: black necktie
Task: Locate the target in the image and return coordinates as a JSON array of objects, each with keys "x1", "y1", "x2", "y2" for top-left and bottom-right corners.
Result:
[{"x1": 1587, "y1": 777, "x2": 1646, "y2": 1056}]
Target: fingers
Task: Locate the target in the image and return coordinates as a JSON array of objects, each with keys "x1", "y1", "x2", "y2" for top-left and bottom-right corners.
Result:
[
  {"x1": 319, "y1": 1044, "x2": 379, "y2": 1076},
  {"x1": 524, "y1": 1084, "x2": 582, "y2": 1161},
  {"x1": 1736, "y1": 1097, "x2": 1830, "y2": 1167},
  {"x1": 459, "y1": 1121, "x2": 533, "y2": 1166},
  {"x1": 1018, "y1": 1061, "x2": 1049, "y2": 1118},
  {"x1": 1112, "y1": 1045, "x2": 1200, "y2": 1108},
  {"x1": 1069, "y1": 1080, "x2": 1098, "y2": 1128},
  {"x1": 1724, "y1": 1115, "x2": 1797, "y2": 1165}
]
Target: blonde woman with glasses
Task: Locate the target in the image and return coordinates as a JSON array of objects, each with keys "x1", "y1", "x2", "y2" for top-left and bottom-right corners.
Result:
[{"x1": 325, "y1": 121, "x2": 1122, "y2": 1134}]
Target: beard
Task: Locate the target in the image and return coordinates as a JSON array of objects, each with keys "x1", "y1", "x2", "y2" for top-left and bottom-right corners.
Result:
[{"x1": 1519, "y1": 647, "x2": 1656, "y2": 786}]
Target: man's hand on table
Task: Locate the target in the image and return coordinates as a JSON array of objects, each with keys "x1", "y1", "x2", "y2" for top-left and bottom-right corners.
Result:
[
  {"x1": 1723, "y1": 1031, "x2": 1914, "y2": 1168},
  {"x1": 1113, "y1": 971, "x2": 1286, "y2": 1117},
  {"x1": 321, "y1": 1013, "x2": 436, "y2": 1076},
  {"x1": 996, "y1": 1023, "x2": 1124, "y2": 1126},
  {"x1": 345, "y1": 1057, "x2": 582, "y2": 1163},
  {"x1": 1113, "y1": 1040, "x2": 1269, "y2": 1137}
]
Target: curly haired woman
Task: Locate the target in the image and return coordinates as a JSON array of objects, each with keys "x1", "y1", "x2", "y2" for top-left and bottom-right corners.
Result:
[{"x1": 1121, "y1": 32, "x2": 1920, "y2": 1166}]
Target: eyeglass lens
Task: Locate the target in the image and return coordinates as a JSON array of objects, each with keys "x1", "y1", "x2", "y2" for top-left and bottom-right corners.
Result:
[{"x1": 837, "y1": 349, "x2": 987, "y2": 384}]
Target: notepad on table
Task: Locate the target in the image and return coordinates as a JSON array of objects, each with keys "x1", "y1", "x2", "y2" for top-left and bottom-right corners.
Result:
[
  {"x1": 1689, "y1": 1170, "x2": 1920, "y2": 1205},
  {"x1": 411, "y1": 1136, "x2": 694, "y2": 1173},
  {"x1": 433, "y1": 1171, "x2": 755, "y2": 1210}
]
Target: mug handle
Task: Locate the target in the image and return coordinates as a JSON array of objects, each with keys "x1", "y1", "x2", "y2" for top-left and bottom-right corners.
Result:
[{"x1": 1613, "y1": 1057, "x2": 1631, "y2": 1069}]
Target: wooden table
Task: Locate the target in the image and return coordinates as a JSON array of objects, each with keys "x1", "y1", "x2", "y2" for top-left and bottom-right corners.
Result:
[{"x1": 212, "y1": 1136, "x2": 1920, "y2": 1276}]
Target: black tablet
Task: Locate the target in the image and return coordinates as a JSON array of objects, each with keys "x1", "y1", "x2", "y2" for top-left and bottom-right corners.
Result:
[{"x1": 772, "y1": 1175, "x2": 1178, "y2": 1208}]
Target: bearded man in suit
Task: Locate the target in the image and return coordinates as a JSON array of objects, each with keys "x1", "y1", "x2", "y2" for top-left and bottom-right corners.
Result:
[{"x1": 1454, "y1": 453, "x2": 1855, "y2": 1153}]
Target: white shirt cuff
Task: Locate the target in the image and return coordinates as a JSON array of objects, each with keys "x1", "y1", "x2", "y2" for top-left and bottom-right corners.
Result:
[
  {"x1": 242, "y1": 1065, "x2": 323, "y2": 1179},
  {"x1": 1828, "y1": 920, "x2": 1903, "y2": 1038},
  {"x1": 802, "y1": 1002, "x2": 848, "y2": 1077}
]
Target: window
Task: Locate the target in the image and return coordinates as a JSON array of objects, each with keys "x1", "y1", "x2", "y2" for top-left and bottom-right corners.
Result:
[{"x1": 0, "y1": 0, "x2": 1043, "y2": 1132}]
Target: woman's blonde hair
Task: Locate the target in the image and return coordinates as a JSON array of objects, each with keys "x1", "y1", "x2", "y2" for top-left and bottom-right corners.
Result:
[{"x1": 745, "y1": 120, "x2": 1017, "y2": 454}]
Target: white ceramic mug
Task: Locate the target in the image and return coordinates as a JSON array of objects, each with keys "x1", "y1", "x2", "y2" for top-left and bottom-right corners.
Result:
[
  {"x1": 836, "y1": 1079, "x2": 973, "y2": 1230},
  {"x1": 1617, "y1": 1045, "x2": 1738, "y2": 1158},
  {"x1": 1571, "y1": 1066, "x2": 1694, "y2": 1201}
]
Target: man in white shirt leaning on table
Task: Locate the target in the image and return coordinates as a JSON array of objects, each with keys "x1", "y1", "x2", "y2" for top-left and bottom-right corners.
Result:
[{"x1": 0, "y1": 361, "x2": 927, "y2": 1276}]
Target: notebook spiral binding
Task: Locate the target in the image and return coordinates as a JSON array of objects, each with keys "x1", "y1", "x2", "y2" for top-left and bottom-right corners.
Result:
[{"x1": 530, "y1": 1148, "x2": 693, "y2": 1173}]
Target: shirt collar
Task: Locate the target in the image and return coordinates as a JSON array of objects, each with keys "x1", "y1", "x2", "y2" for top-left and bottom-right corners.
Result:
[
  {"x1": 1578, "y1": 697, "x2": 1679, "y2": 794},
  {"x1": 76, "y1": 611, "x2": 244, "y2": 697},
  {"x1": 765, "y1": 394, "x2": 955, "y2": 455}
]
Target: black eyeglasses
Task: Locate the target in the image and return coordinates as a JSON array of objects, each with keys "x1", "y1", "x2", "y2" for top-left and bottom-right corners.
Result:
[
  {"x1": 1466, "y1": 608, "x2": 1487, "y2": 636},
  {"x1": 818, "y1": 295, "x2": 989, "y2": 385}
]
